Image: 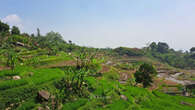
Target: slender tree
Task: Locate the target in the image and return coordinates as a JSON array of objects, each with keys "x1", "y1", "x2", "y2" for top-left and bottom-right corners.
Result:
[{"x1": 37, "y1": 28, "x2": 41, "y2": 37}]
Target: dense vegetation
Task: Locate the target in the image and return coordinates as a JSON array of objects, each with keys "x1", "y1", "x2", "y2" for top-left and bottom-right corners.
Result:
[
  {"x1": 0, "y1": 21, "x2": 195, "y2": 110},
  {"x1": 113, "y1": 43, "x2": 195, "y2": 69},
  {"x1": 134, "y1": 63, "x2": 157, "y2": 88},
  {"x1": 146, "y1": 42, "x2": 195, "y2": 69}
]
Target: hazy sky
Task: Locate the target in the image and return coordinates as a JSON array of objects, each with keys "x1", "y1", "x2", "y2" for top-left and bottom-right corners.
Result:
[{"x1": 0, "y1": 0, "x2": 195, "y2": 50}]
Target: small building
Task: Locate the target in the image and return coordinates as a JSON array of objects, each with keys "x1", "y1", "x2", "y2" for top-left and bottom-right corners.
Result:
[{"x1": 183, "y1": 83, "x2": 195, "y2": 97}]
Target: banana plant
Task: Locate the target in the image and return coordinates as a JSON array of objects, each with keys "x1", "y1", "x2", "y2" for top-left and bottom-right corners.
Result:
[
  {"x1": 7, "y1": 51, "x2": 17, "y2": 70},
  {"x1": 6, "y1": 49, "x2": 18, "y2": 71}
]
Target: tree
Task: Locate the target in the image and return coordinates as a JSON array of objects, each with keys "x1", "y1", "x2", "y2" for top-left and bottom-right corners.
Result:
[
  {"x1": 0, "y1": 20, "x2": 9, "y2": 33},
  {"x1": 68, "y1": 40, "x2": 73, "y2": 52},
  {"x1": 45, "y1": 31, "x2": 63, "y2": 42},
  {"x1": 37, "y1": 28, "x2": 41, "y2": 37},
  {"x1": 149, "y1": 42, "x2": 158, "y2": 51},
  {"x1": 38, "y1": 31, "x2": 64, "y2": 48},
  {"x1": 157, "y1": 42, "x2": 169, "y2": 53},
  {"x1": 31, "y1": 33, "x2": 35, "y2": 37},
  {"x1": 134, "y1": 63, "x2": 157, "y2": 88},
  {"x1": 68, "y1": 40, "x2": 72, "y2": 44},
  {"x1": 190, "y1": 47, "x2": 195, "y2": 53},
  {"x1": 11, "y1": 26, "x2": 20, "y2": 35}
]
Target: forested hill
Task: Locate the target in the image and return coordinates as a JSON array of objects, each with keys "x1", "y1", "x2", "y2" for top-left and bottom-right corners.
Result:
[{"x1": 114, "y1": 42, "x2": 195, "y2": 69}]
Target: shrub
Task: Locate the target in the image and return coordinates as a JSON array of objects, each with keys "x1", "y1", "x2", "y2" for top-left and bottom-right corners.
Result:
[
  {"x1": 6, "y1": 49, "x2": 18, "y2": 70},
  {"x1": 134, "y1": 63, "x2": 157, "y2": 88},
  {"x1": 55, "y1": 67, "x2": 89, "y2": 102},
  {"x1": 75, "y1": 49, "x2": 103, "y2": 75}
]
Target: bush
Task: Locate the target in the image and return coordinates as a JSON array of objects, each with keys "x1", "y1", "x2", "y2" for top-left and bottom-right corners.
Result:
[
  {"x1": 75, "y1": 49, "x2": 103, "y2": 75},
  {"x1": 134, "y1": 63, "x2": 157, "y2": 88},
  {"x1": 55, "y1": 67, "x2": 89, "y2": 102}
]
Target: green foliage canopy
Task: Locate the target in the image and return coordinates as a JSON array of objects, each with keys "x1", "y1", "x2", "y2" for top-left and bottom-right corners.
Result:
[
  {"x1": 190, "y1": 47, "x2": 195, "y2": 53},
  {"x1": 0, "y1": 20, "x2": 9, "y2": 33},
  {"x1": 134, "y1": 63, "x2": 157, "y2": 88},
  {"x1": 157, "y1": 42, "x2": 169, "y2": 53},
  {"x1": 11, "y1": 26, "x2": 20, "y2": 35}
]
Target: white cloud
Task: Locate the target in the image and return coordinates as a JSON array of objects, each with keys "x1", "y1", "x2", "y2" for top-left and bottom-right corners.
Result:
[
  {"x1": 1, "y1": 14, "x2": 23, "y2": 30},
  {"x1": 2, "y1": 14, "x2": 21, "y2": 24}
]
